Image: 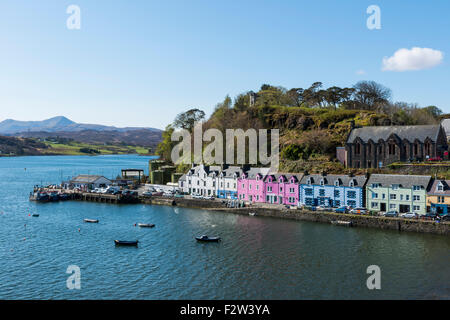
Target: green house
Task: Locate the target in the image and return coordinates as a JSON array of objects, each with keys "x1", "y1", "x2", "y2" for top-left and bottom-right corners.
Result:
[{"x1": 365, "y1": 174, "x2": 432, "y2": 215}]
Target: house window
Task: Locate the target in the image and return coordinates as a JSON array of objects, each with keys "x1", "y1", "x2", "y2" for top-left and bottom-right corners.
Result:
[
  {"x1": 413, "y1": 195, "x2": 420, "y2": 201},
  {"x1": 437, "y1": 184, "x2": 444, "y2": 191},
  {"x1": 372, "y1": 192, "x2": 378, "y2": 198},
  {"x1": 266, "y1": 195, "x2": 270, "y2": 202},
  {"x1": 390, "y1": 194, "x2": 397, "y2": 200},
  {"x1": 334, "y1": 190, "x2": 340, "y2": 198},
  {"x1": 355, "y1": 143, "x2": 361, "y2": 155},
  {"x1": 347, "y1": 200, "x2": 356, "y2": 207},
  {"x1": 413, "y1": 185, "x2": 421, "y2": 191},
  {"x1": 305, "y1": 198, "x2": 314, "y2": 206},
  {"x1": 349, "y1": 180, "x2": 354, "y2": 187},
  {"x1": 289, "y1": 187, "x2": 295, "y2": 193},
  {"x1": 406, "y1": 195, "x2": 410, "y2": 201},
  {"x1": 305, "y1": 188, "x2": 313, "y2": 196},
  {"x1": 347, "y1": 191, "x2": 356, "y2": 199},
  {"x1": 390, "y1": 204, "x2": 396, "y2": 209},
  {"x1": 256, "y1": 185, "x2": 259, "y2": 190},
  {"x1": 334, "y1": 200, "x2": 340, "y2": 207},
  {"x1": 267, "y1": 186, "x2": 272, "y2": 192},
  {"x1": 334, "y1": 181, "x2": 339, "y2": 187},
  {"x1": 371, "y1": 202, "x2": 379, "y2": 208},
  {"x1": 319, "y1": 189, "x2": 325, "y2": 196},
  {"x1": 413, "y1": 205, "x2": 420, "y2": 211},
  {"x1": 249, "y1": 184, "x2": 252, "y2": 190},
  {"x1": 389, "y1": 143, "x2": 396, "y2": 155}
]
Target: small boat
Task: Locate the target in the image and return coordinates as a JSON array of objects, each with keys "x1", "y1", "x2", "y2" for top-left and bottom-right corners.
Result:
[
  {"x1": 84, "y1": 219, "x2": 99, "y2": 223},
  {"x1": 138, "y1": 223, "x2": 155, "y2": 228},
  {"x1": 32, "y1": 214, "x2": 40, "y2": 217},
  {"x1": 249, "y1": 212, "x2": 257, "y2": 216},
  {"x1": 195, "y1": 235, "x2": 221, "y2": 242},
  {"x1": 114, "y1": 240, "x2": 139, "y2": 246},
  {"x1": 331, "y1": 220, "x2": 353, "y2": 227}
]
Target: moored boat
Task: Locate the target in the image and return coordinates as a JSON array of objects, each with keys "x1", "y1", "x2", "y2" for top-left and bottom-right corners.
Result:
[
  {"x1": 84, "y1": 219, "x2": 99, "y2": 223},
  {"x1": 331, "y1": 220, "x2": 353, "y2": 227},
  {"x1": 114, "y1": 240, "x2": 139, "y2": 246},
  {"x1": 138, "y1": 223, "x2": 155, "y2": 228},
  {"x1": 195, "y1": 235, "x2": 221, "y2": 242},
  {"x1": 32, "y1": 214, "x2": 40, "y2": 217}
]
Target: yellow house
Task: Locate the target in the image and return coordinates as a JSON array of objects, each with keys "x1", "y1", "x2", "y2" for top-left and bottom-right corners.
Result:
[{"x1": 427, "y1": 180, "x2": 450, "y2": 214}]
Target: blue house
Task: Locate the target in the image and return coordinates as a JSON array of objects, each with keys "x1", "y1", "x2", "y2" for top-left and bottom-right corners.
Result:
[{"x1": 299, "y1": 174, "x2": 368, "y2": 208}]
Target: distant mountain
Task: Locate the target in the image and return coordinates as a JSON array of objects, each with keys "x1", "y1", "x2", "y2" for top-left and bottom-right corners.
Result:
[
  {"x1": 17, "y1": 129, "x2": 162, "y2": 148},
  {"x1": 0, "y1": 116, "x2": 161, "y2": 134},
  {"x1": 0, "y1": 116, "x2": 163, "y2": 147}
]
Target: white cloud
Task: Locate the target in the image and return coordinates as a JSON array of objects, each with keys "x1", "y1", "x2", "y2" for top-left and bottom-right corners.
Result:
[
  {"x1": 356, "y1": 69, "x2": 366, "y2": 75},
  {"x1": 382, "y1": 47, "x2": 443, "y2": 71}
]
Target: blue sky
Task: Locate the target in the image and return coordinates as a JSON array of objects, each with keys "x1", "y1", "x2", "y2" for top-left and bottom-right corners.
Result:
[{"x1": 0, "y1": 0, "x2": 448, "y2": 129}]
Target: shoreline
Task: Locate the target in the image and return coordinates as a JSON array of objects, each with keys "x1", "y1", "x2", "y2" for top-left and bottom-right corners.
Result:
[{"x1": 143, "y1": 196, "x2": 450, "y2": 236}]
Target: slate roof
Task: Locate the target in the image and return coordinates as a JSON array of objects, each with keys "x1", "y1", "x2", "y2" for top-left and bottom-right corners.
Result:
[
  {"x1": 366, "y1": 174, "x2": 432, "y2": 189},
  {"x1": 347, "y1": 125, "x2": 442, "y2": 144},
  {"x1": 242, "y1": 167, "x2": 271, "y2": 179},
  {"x1": 70, "y1": 175, "x2": 110, "y2": 183},
  {"x1": 441, "y1": 119, "x2": 450, "y2": 137},
  {"x1": 220, "y1": 166, "x2": 242, "y2": 178},
  {"x1": 299, "y1": 174, "x2": 367, "y2": 187},
  {"x1": 264, "y1": 173, "x2": 304, "y2": 183},
  {"x1": 427, "y1": 180, "x2": 450, "y2": 196}
]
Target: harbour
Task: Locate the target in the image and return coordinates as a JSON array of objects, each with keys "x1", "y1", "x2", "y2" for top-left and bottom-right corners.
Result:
[{"x1": 1, "y1": 155, "x2": 449, "y2": 299}]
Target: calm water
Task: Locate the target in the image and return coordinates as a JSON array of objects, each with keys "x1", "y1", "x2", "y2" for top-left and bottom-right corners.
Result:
[{"x1": 0, "y1": 155, "x2": 449, "y2": 300}]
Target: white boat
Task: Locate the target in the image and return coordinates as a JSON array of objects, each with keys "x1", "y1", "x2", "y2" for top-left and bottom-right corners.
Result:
[
  {"x1": 331, "y1": 220, "x2": 352, "y2": 227},
  {"x1": 249, "y1": 212, "x2": 257, "y2": 216},
  {"x1": 84, "y1": 219, "x2": 99, "y2": 223}
]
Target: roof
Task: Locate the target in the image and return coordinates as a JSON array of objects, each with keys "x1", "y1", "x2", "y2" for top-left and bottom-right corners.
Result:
[
  {"x1": 441, "y1": 119, "x2": 450, "y2": 137},
  {"x1": 366, "y1": 174, "x2": 432, "y2": 189},
  {"x1": 264, "y1": 173, "x2": 304, "y2": 183},
  {"x1": 70, "y1": 175, "x2": 111, "y2": 183},
  {"x1": 427, "y1": 180, "x2": 450, "y2": 195},
  {"x1": 241, "y1": 167, "x2": 271, "y2": 179},
  {"x1": 220, "y1": 166, "x2": 242, "y2": 178},
  {"x1": 347, "y1": 125, "x2": 442, "y2": 144},
  {"x1": 299, "y1": 174, "x2": 367, "y2": 187}
]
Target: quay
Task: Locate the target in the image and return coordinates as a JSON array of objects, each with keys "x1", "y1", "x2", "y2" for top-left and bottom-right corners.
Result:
[{"x1": 29, "y1": 187, "x2": 450, "y2": 236}]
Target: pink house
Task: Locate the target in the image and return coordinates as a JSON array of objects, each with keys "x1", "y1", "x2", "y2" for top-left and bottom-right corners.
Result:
[
  {"x1": 264, "y1": 173, "x2": 303, "y2": 205},
  {"x1": 237, "y1": 168, "x2": 270, "y2": 203}
]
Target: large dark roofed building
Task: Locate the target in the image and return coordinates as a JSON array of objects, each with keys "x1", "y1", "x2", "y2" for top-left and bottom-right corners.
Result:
[{"x1": 345, "y1": 124, "x2": 448, "y2": 168}]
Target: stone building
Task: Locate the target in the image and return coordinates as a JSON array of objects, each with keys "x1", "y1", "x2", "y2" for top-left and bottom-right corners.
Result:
[{"x1": 345, "y1": 125, "x2": 448, "y2": 168}]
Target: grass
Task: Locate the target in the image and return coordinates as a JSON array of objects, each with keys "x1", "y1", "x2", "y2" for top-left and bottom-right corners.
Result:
[{"x1": 40, "y1": 141, "x2": 152, "y2": 156}]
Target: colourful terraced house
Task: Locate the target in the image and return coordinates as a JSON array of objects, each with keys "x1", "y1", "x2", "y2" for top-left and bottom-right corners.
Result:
[
  {"x1": 237, "y1": 167, "x2": 270, "y2": 203},
  {"x1": 264, "y1": 173, "x2": 303, "y2": 205},
  {"x1": 426, "y1": 179, "x2": 450, "y2": 215},
  {"x1": 365, "y1": 174, "x2": 431, "y2": 215},
  {"x1": 298, "y1": 174, "x2": 367, "y2": 208}
]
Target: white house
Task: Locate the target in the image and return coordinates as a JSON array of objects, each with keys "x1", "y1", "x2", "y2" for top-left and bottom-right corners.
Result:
[
  {"x1": 70, "y1": 175, "x2": 112, "y2": 191},
  {"x1": 216, "y1": 165, "x2": 242, "y2": 199},
  {"x1": 185, "y1": 164, "x2": 221, "y2": 197}
]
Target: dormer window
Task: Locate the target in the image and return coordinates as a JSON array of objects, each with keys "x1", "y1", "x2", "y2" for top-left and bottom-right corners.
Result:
[
  {"x1": 349, "y1": 180, "x2": 355, "y2": 188},
  {"x1": 307, "y1": 178, "x2": 312, "y2": 185},
  {"x1": 320, "y1": 179, "x2": 325, "y2": 186},
  {"x1": 334, "y1": 180, "x2": 339, "y2": 187},
  {"x1": 392, "y1": 184, "x2": 400, "y2": 190},
  {"x1": 437, "y1": 183, "x2": 444, "y2": 191}
]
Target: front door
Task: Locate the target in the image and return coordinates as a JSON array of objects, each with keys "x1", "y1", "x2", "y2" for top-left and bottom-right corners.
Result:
[
  {"x1": 399, "y1": 204, "x2": 410, "y2": 213},
  {"x1": 380, "y1": 203, "x2": 386, "y2": 212}
]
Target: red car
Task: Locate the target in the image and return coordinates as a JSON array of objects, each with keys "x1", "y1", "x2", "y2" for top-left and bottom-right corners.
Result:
[{"x1": 427, "y1": 156, "x2": 442, "y2": 162}]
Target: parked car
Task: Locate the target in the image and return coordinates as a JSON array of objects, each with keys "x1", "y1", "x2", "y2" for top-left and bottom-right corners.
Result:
[
  {"x1": 142, "y1": 191, "x2": 153, "y2": 197},
  {"x1": 333, "y1": 206, "x2": 348, "y2": 214},
  {"x1": 439, "y1": 214, "x2": 450, "y2": 222},
  {"x1": 316, "y1": 205, "x2": 328, "y2": 211},
  {"x1": 427, "y1": 156, "x2": 442, "y2": 161},
  {"x1": 350, "y1": 207, "x2": 367, "y2": 215},
  {"x1": 383, "y1": 211, "x2": 399, "y2": 217},
  {"x1": 400, "y1": 212, "x2": 418, "y2": 219},
  {"x1": 203, "y1": 196, "x2": 215, "y2": 200},
  {"x1": 421, "y1": 213, "x2": 437, "y2": 221}
]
